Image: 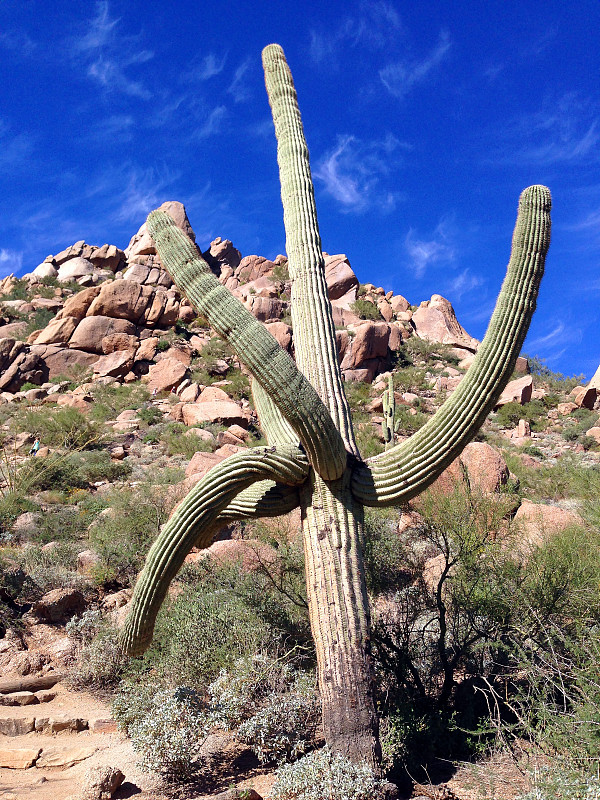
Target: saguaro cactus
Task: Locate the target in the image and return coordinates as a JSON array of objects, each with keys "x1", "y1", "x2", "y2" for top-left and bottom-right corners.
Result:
[
  {"x1": 121, "y1": 43, "x2": 551, "y2": 769},
  {"x1": 382, "y1": 375, "x2": 396, "y2": 450}
]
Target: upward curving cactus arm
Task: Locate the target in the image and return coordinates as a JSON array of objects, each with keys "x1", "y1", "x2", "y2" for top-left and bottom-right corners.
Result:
[
  {"x1": 147, "y1": 211, "x2": 346, "y2": 481},
  {"x1": 352, "y1": 185, "x2": 551, "y2": 507},
  {"x1": 120, "y1": 444, "x2": 309, "y2": 656},
  {"x1": 262, "y1": 44, "x2": 359, "y2": 460}
]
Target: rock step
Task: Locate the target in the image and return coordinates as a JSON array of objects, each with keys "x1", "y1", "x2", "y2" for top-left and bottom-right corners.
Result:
[
  {"x1": 0, "y1": 716, "x2": 116, "y2": 735},
  {"x1": 0, "y1": 742, "x2": 98, "y2": 769}
]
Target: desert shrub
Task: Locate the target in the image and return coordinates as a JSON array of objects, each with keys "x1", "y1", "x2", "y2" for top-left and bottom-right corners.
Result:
[
  {"x1": 272, "y1": 262, "x2": 290, "y2": 281},
  {"x1": 237, "y1": 682, "x2": 320, "y2": 764},
  {"x1": 17, "y1": 540, "x2": 84, "y2": 593},
  {"x1": 0, "y1": 278, "x2": 31, "y2": 301},
  {"x1": 161, "y1": 422, "x2": 214, "y2": 458},
  {"x1": 25, "y1": 308, "x2": 55, "y2": 337},
  {"x1": 505, "y1": 454, "x2": 600, "y2": 502},
  {"x1": 141, "y1": 584, "x2": 278, "y2": 689},
  {"x1": 156, "y1": 338, "x2": 171, "y2": 352},
  {"x1": 393, "y1": 405, "x2": 427, "y2": 435},
  {"x1": 223, "y1": 368, "x2": 251, "y2": 401},
  {"x1": 0, "y1": 491, "x2": 37, "y2": 540},
  {"x1": 17, "y1": 450, "x2": 130, "y2": 493},
  {"x1": 67, "y1": 613, "x2": 127, "y2": 690},
  {"x1": 138, "y1": 405, "x2": 163, "y2": 426},
  {"x1": 271, "y1": 747, "x2": 386, "y2": 800},
  {"x1": 89, "y1": 471, "x2": 182, "y2": 585},
  {"x1": 392, "y1": 365, "x2": 428, "y2": 393},
  {"x1": 128, "y1": 688, "x2": 206, "y2": 780},
  {"x1": 88, "y1": 383, "x2": 150, "y2": 423},
  {"x1": 13, "y1": 406, "x2": 102, "y2": 449},
  {"x1": 350, "y1": 298, "x2": 382, "y2": 321},
  {"x1": 517, "y1": 766, "x2": 600, "y2": 799},
  {"x1": 494, "y1": 400, "x2": 548, "y2": 431},
  {"x1": 525, "y1": 354, "x2": 585, "y2": 394}
]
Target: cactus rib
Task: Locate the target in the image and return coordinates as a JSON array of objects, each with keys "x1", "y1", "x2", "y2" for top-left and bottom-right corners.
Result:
[
  {"x1": 147, "y1": 210, "x2": 346, "y2": 481},
  {"x1": 351, "y1": 185, "x2": 551, "y2": 506},
  {"x1": 120, "y1": 444, "x2": 309, "y2": 656},
  {"x1": 262, "y1": 44, "x2": 359, "y2": 460}
]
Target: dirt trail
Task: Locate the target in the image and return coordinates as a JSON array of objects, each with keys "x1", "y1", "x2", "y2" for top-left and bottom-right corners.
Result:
[{"x1": 0, "y1": 682, "x2": 164, "y2": 800}]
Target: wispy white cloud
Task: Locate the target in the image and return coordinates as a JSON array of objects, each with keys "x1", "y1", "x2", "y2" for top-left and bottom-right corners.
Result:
[
  {"x1": 491, "y1": 93, "x2": 600, "y2": 165},
  {"x1": 309, "y1": 1, "x2": 402, "y2": 63},
  {"x1": 314, "y1": 133, "x2": 405, "y2": 212},
  {"x1": 447, "y1": 268, "x2": 484, "y2": 300},
  {"x1": 380, "y1": 31, "x2": 451, "y2": 100},
  {"x1": 194, "y1": 105, "x2": 227, "y2": 139},
  {"x1": 0, "y1": 30, "x2": 37, "y2": 57},
  {"x1": 405, "y1": 217, "x2": 456, "y2": 278},
  {"x1": 0, "y1": 248, "x2": 23, "y2": 277},
  {"x1": 0, "y1": 130, "x2": 34, "y2": 172},
  {"x1": 228, "y1": 59, "x2": 252, "y2": 103},
  {"x1": 190, "y1": 53, "x2": 228, "y2": 81},
  {"x1": 525, "y1": 321, "x2": 583, "y2": 363},
  {"x1": 74, "y1": 2, "x2": 154, "y2": 99}
]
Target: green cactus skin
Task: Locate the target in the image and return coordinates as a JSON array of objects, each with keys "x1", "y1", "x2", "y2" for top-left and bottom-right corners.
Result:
[
  {"x1": 382, "y1": 375, "x2": 395, "y2": 449},
  {"x1": 122, "y1": 43, "x2": 551, "y2": 770}
]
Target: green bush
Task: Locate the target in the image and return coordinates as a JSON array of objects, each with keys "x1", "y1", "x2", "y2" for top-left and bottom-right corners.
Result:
[
  {"x1": 89, "y1": 471, "x2": 182, "y2": 585},
  {"x1": 271, "y1": 747, "x2": 386, "y2": 800},
  {"x1": 128, "y1": 688, "x2": 206, "y2": 780},
  {"x1": 67, "y1": 614, "x2": 128, "y2": 690},
  {"x1": 88, "y1": 383, "x2": 150, "y2": 423},
  {"x1": 138, "y1": 405, "x2": 163, "y2": 426},
  {"x1": 350, "y1": 298, "x2": 382, "y2": 321},
  {"x1": 17, "y1": 450, "x2": 130, "y2": 493},
  {"x1": 14, "y1": 406, "x2": 102, "y2": 449},
  {"x1": 161, "y1": 422, "x2": 214, "y2": 458}
]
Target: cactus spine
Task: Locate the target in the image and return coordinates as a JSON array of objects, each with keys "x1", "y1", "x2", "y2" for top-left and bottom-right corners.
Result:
[{"x1": 121, "y1": 43, "x2": 551, "y2": 770}]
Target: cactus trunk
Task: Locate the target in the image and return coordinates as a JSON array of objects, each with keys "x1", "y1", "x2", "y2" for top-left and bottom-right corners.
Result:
[{"x1": 300, "y1": 472, "x2": 381, "y2": 765}]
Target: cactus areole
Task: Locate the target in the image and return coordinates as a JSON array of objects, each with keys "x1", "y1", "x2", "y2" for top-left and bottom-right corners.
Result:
[{"x1": 121, "y1": 43, "x2": 552, "y2": 769}]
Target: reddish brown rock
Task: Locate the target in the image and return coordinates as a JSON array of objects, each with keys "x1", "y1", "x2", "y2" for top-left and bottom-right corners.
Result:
[
  {"x1": 101, "y1": 332, "x2": 139, "y2": 354},
  {"x1": 588, "y1": 364, "x2": 600, "y2": 392},
  {"x1": 143, "y1": 356, "x2": 188, "y2": 392},
  {"x1": 341, "y1": 322, "x2": 390, "y2": 370},
  {"x1": 514, "y1": 500, "x2": 586, "y2": 547},
  {"x1": 27, "y1": 588, "x2": 85, "y2": 623},
  {"x1": 203, "y1": 237, "x2": 242, "y2": 275},
  {"x1": 182, "y1": 400, "x2": 248, "y2": 428},
  {"x1": 88, "y1": 243, "x2": 126, "y2": 271},
  {"x1": 411, "y1": 294, "x2": 478, "y2": 351},
  {"x1": 92, "y1": 350, "x2": 136, "y2": 379},
  {"x1": 574, "y1": 386, "x2": 597, "y2": 410},
  {"x1": 87, "y1": 280, "x2": 153, "y2": 322},
  {"x1": 198, "y1": 385, "x2": 232, "y2": 403},
  {"x1": 377, "y1": 299, "x2": 394, "y2": 322},
  {"x1": 0, "y1": 746, "x2": 41, "y2": 769},
  {"x1": 557, "y1": 401, "x2": 577, "y2": 416},
  {"x1": 135, "y1": 336, "x2": 159, "y2": 362},
  {"x1": 515, "y1": 356, "x2": 530, "y2": 374},
  {"x1": 585, "y1": 426, "x2": 600, "y2": 444},
  {"x1": 236, "y1": 255, "x2": 277, "y2": 283},
  {"x1": 495, "y1": 375, "x2": 533, "y2": 407},
  {"x1": 245, "y1": 295, "x2": 283, "y2": 322},
  {"x1": 390, "y1": 294, "x2": 410, "y2": 313},
  {"x1": 126, "y1": 200, "x2": 196, "y2": 262},
  {"x1": 324, "y1": 254, "x2": 359, "y2": 304},
  {"x1": 30, "y1": 316, "x2": 78, "y2": 346},
  {"x1": 55, "y1": 286, "x2": 101, "y2": 321},
  {"x1": 265, "y1": 321, "x2": 292, "y2": 351},
  {"x1": 460, "y1": 442, "x2": 509, "y2": 493},
  {"x1": 56, "y1": 257, "x2": 95, "y2": 283},
  {"x1": 69, "y1": 316, "x2": 137, "y2": 353}
]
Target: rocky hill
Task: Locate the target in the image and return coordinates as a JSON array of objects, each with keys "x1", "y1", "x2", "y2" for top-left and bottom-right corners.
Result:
[{"x1": 1, "y1": 202, "x2": 600, "y2": 800}]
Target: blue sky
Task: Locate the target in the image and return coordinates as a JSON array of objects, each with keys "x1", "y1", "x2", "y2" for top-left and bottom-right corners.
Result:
[{"x1": 1, "y1": 0, "x2": 598, "y2": 379}]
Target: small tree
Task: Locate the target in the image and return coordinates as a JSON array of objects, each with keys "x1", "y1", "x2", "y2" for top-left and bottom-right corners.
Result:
[{"x1": 121, "y1": 44, "x2": 551, "y2": 770}]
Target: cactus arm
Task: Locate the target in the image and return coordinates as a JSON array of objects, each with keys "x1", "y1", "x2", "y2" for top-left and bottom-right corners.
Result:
[
  {"x1": 147, "y1": 210, "x2": 346, "y2": 481},
  {"x1": 352, "y1": 185, "x2": 551, "y2": 506},
  {"x1": 262, "y1": 44, "x2": 359, "y2": 460},
  {"x1": 251, "y1": 377, "x2": 300, "y2": 446},
  {"x1": 382, "y1": 375, "x2": 395, "y2": 450},
  {"x1": 216, "y1": 479, "x2": 300, "y2": 522},
  {"x1": 121, "y1": 444, "x2": 309, "y2": 656}
]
